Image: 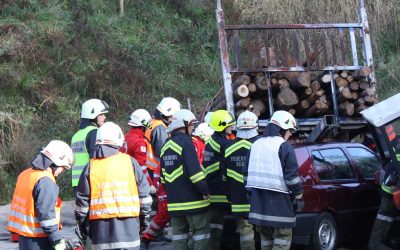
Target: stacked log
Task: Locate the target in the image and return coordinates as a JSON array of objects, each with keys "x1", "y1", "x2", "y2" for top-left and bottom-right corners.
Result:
[{"x1": 209, "y1": 66, "x2": 376, "y2": 118}]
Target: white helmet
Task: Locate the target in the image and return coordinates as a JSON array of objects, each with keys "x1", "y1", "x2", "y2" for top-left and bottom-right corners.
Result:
[
  {"x1": 167, "y1": 109, "x2": 197, "y2": 133},
  {"x1": 193, "y1": 123, "x2": 214, "y2": 141},
  {"x1": 128, "y1": 109, "x2": 152, "y2": 128},
  {"x1": 237, "y1": 111, "x2": 258, "y2": 129},
  {"x1": 96, "y1": 122, "x2": 125, "y2": 147},
  {"x1": 41, "y1": 140, "x2": 73, "y2": 169},
  {"x1": 81, "y1": 99, "x2": 109, "y2": 119},
  {"x1": 156, "y1": 97, "x2": 181, "y2": 117},
  {"x1": 204, "y1": 112, "x2": 213, "y2": 123},
  {"x1": 270, "y1": 110, "x2": 297, "y2": 132}
]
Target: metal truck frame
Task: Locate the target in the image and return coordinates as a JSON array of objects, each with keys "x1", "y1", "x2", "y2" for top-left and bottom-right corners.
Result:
[{"x1": 213, "y1": 0, "x2": 376, "y2": 139}]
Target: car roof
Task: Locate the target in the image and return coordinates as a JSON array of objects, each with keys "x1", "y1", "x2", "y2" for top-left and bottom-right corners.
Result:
[{"x1": 293, "y1": 142, "x2": 367, "y2": 150}]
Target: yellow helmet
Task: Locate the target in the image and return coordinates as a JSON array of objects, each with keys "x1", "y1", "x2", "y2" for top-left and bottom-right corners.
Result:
[{"x1": 209, "y1": 110, "x2": 236, "y2": 132}]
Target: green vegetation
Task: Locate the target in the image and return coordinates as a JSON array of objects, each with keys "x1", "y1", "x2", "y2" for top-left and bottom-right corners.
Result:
[
  {"x1": 0, "y1": 0, "x2": 399, "y2": 204},
  {"x1": 0, "y1": 0, "x2": 221, "y2": 204}
]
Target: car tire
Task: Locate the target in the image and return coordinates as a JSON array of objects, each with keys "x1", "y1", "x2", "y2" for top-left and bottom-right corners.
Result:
[{"x1": 310, "y1": 212, "x2": 337, "y2": 250}]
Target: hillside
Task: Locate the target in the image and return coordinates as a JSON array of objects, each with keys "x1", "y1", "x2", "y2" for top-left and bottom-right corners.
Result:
[
  {"x1": 0, "y1": 0, "x2": 221, "y2": 203},
  {"x1": 0, "y1": 0, "x2": 399, "y2": 204}
]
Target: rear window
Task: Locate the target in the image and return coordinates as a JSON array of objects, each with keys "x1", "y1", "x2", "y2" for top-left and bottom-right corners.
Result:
[
  {"x1": 347, "y1": 147, "x2": 381, "y2": 179},
  {"x1": 312, "y1": 148, "x2": 354, "y2": 180}
]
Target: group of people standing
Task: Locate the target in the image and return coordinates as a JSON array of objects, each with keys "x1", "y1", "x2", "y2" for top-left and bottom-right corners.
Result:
[{"x1": 7, "y1": 96, "x2": 304, "y2": 250}]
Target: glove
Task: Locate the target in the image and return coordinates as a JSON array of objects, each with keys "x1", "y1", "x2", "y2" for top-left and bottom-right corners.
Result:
[
  {"x1": 293, "y1": 197, "x2": 305, "y2": 213},
  {"x1": 52, "y1": 239, "x2": 68, "y2": 250},
  {"x1": 75, "y1": 221, "x2": 88, "y2": 241},
  {"x1": 149, "y1": 185, "x2": 157, "y2": 195}
]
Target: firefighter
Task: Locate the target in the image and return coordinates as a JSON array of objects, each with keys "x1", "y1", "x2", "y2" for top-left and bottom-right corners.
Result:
[
  {"x1": 161, "y1": 109, "x2": 211, "y2": 250},
  {"x1": 123, "y1": 109, "x2": 157, "y2": 194},
  {"x1": 368, "y1": 125, "x2": 399, "y2": 250},
  {"x1": 222, "y1": 111, "x2": 260, "y2": 250},
  {"x1": 142, "y1": 97, "x2": 181, "y2": 247},
  {"x1": 71, "y1": 98, "x2": 109, "y2": 193},
  {"x1": 203, "y1": 109, "x2": 236, "y2": 250},
  {"x1": 123, "y1": 109, "x2": 157, "y2": 235},
  {"x1": 75, "y1": 122, "x2": 152, "y2": 250},
  {"x1": 8, "y1": 140, "x2": 73, "y2": 250},
  {"x1": 246, "y1": 110, "x2": 303, "y2": 250},
  {"x1": 192, "y1": 122, "x2": 214, "y2": 165}
]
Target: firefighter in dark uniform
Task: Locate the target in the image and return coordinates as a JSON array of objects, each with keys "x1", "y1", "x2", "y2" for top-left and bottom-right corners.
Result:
[
  {"x1": 203, "y1": 110, "x2": 236, "y2": 250},
  {"x1": 369, "y1": 124, "x2": 399, "y2": 250},
  {"x1": 222, "y1": 111, "x2": 260, "y2": 250},
  {"x1": 160, "y1": 109, "x2": 211, "y2": 250},
  {"x1": 246, "y1": 110, "x2": 303, "y2": 250}
]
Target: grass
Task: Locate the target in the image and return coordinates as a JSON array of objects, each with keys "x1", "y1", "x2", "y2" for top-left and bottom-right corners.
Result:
[
  {"x1": 0, "y1": 0, "x2": 399, "y2": 204},
  {"x1": 0, "y1": 0, "x2": 221, "y2": 204}
]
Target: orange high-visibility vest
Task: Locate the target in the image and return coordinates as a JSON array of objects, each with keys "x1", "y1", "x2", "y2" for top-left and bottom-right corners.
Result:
[
  {"x1": 89, "y1": 153, "x2": 140, "y2": 220},
  {"x1": 8, "y1": 168, "x2": 62, "y2": 238},
  {"x1": 144, "y1": 119, "x2": 166, "y2": 172}
]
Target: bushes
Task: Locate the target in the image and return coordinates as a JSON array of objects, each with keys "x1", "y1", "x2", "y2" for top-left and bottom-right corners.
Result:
[{"x1": 0, "y1": 0, "x2": 221, "y2": 203}]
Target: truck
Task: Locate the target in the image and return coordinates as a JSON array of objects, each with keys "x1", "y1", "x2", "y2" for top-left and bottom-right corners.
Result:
[
  {"x1": 203, "y1": 0, "x2": 377, "y2": 143},
  {"x1": 207, "y1": 1, "x2": 400, "y2": 249}
]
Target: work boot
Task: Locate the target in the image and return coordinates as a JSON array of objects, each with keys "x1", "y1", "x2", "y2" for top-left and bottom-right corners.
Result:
[{"x1": 140, "y1": 237, "x2": 150, "y2": 250}]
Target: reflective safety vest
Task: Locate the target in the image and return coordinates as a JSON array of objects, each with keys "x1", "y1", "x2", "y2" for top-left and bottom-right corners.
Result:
[
  {"x1": 71, "y1": 125, "x2": 97, "y2": 187},
  {"x1": 247, "y1": 136, "x2": 289, "y2": 193},
  {"x1": 89, "y1": 153, "x2": 140, "y2": 220},
  {"x1": 8, "y1": 168, "x2": 62, "y2": 237},
  {"x1": 144, "y1": 120, "x2": 166, "y2": 172}
]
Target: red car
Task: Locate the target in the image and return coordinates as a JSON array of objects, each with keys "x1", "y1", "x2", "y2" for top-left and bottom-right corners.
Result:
[
  {"x1": 294, "y1": 142, "x2": 382, "y2": 249},
  {"x1": 222, "y1": 142, "x2": 391, "y2": 250}
]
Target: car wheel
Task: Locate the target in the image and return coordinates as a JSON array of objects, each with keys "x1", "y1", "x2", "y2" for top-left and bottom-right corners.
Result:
[{"x1": 311, "y1": 212, "x2": 337, "y2": 250}]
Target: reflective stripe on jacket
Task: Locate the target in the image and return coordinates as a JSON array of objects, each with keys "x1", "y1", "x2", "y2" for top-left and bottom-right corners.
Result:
[
  {"x1": 203, "y1": 132, "x2": 232, "y2": 209},
  {"x1": 89, "y1": 153, "x2": 140, "y2": 220},
  {"x1": 382, "y1": 184, "x2": 394, "y2": 194},
  {"x1": 160, "y1": 132, "x2": 210, "y2": 216},
  {"x1": 247, "y1": 136, "x2": 289, "y2": 193},
  {"x1": 71, "y1": 125, "x2": 97, "y2": 187},
  {"x1": 8, "y1": 168, "x2": 61, "y2": 237},
  {"x1": 223, "y1": 137, "x2": 257, "y2": 216},
  {"x1": 145, "y1": 120, "x2": 166, "y2": 172}
]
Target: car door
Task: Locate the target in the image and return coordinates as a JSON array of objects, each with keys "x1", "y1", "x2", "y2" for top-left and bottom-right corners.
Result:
[
  {"x1": 345, "y1": 146, "x2": 381, "y2": 208},
  {"x1": 345, "y1": 146, "x2": 381, "y2": 237},
  {"x1": 311, "y1": 147, "x2": 361, "y2": 239}
]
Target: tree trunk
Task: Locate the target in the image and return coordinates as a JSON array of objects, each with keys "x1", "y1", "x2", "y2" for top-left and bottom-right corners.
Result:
[
  {"x1": 306, "y1": 90, "x2": 325, "y2": 104},
  {"x1": 248, "y1": 83, "x2": 258, "y2": 93},
  {"x1": 305, "y1": 100, "x2": 329, "y2": 117},
  {"x1": 360, "y1": 88, "x2": 375, "y2": 98},
  {"x1": 339, "y1": 101, "x2": 355, "y2": 117},
  {"x1": 234, "y1": 85, "x2": 249, "y2": 98},
  {"x1": 310, "y1": 80, "x2": 321, "y2": 92},
  {"x1": 349, "y1": 82, "x2": 359, "y2": 91},
  {"x1": 290, "y1": 72, "x2": 311, "y2": 89},
  {"x1": 337, "y1": 86, "x2": 352, "y2": 102},
  {"x1": 352, "y1": 66, "x2": 371, "y2": 81},
  {"x1": 276, "y1": 86, "x2": 299, "y2": 108},
  {"x1": 250, "y1": 99, "x2": 266, "y2": 113},
  {"x1": 235, "y1": 97, "x2": 251, "y2": 108},
  {"x1": 335, "y1": 77, "x2": 349, "y2": 88},
  {"x1": 120, "y1": 0, "x2": 125, "y2": 16},
  {"x1": 255, "y1": 76, "x2": 271, "y2": 90}
]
